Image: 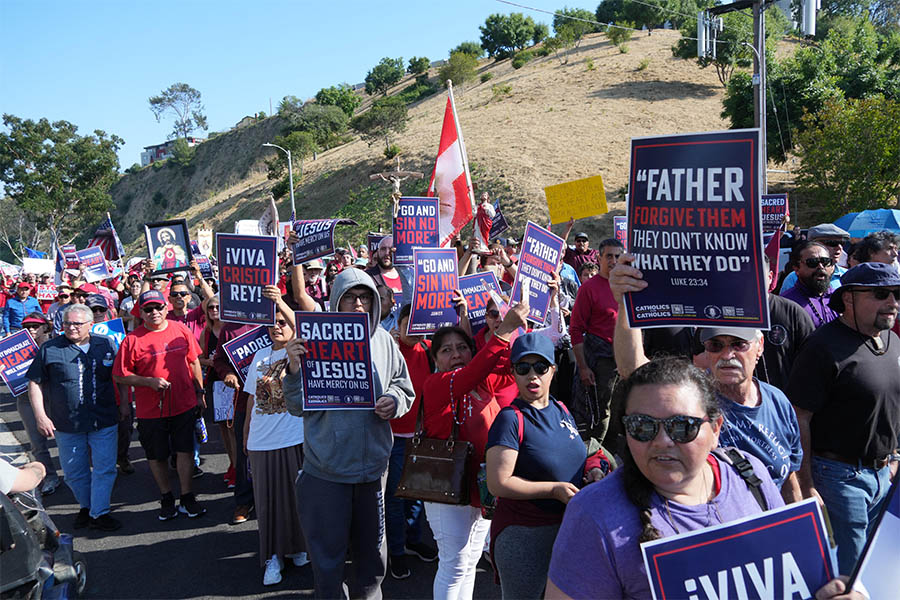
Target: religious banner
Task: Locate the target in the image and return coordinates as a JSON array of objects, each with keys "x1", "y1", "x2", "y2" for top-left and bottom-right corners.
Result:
[
  {"x1": 216, "y1": 233, "x2": 278, "y2": 326},
  {"x1": 408, "y1": 248, "x2": 459, "y2": 335},
  {"x1": 544, "y1": 174, "x2": 609, "y2": 225},
  {"x1": 91, "y1": 318, "x2": 126, "y2": 349},
  {"x1": 614, "y1": 215, "x2": 628, "y2": 251},
  {"x1": 489, "y1": 200, "x2": 510, "y2": 240},
  {"x1": 294, "y1": 311, "x2": 375, "y2": 410},
  {"x1": 459, "y1": 272, "x2": 501, "y2": 336},
  {"x1": 36, "y1": 284, "x2": 57, "y2": 301},
  {"x1": 368, "y1": 232, "x2": 388, "y2": 256},
  {"x1": 761, "y1": 193, "x2": 790, "y2": 233},
  {"x1": 144, "y1": 219, "x2": 192, "y2": 275},
  {"x1": 196, "y1": 228, "x2": 213, "y2": 257},
  {"x1": 75, "y1": 246, "x2": 110, "y2": 282},
  {"x1": 625, "y1": 129, "x2": 768, "y2": 330},
  {"x1": 291, "y1": 218, "x2": 357, "y2": 264},
  {"x1": 222, "y1": 325, "x2": 273, "y2": 385},
  {"x1": 0, "y1": 330, "x2": 38, "y2": 397},
  {"x1": 641, "y1": 498, "x2": 835, "y2": 600},
  {"x1": 393, "y1": 197, "x2": 440, "y2": 266},
  {"x1": 510, "y1": 221, "x2": 565, "y2": 324}
]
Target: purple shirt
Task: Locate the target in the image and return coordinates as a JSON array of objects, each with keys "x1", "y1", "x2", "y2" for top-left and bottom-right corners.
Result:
[
  {"x1": 548, "y1": 453, "x2": 783, "y2": 600},
  {"x1": 780, "y1": 280, "x2": 839, "y2": 328}
]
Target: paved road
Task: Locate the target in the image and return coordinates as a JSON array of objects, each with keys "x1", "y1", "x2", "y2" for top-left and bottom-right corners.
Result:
[{"x1": 1, "y1": 393, "x2": 501, "y2": 599}]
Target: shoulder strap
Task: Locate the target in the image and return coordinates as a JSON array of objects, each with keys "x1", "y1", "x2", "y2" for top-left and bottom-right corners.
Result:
[
  {"x1": 510, "y1": 404, "x2": 525, "y2": 444},
  {"x1": 420, "y1": 340, "x2": 435, "y2": 373},
  {"x1": 720, "y1": 448, "x2": 768, "y2": 511}
]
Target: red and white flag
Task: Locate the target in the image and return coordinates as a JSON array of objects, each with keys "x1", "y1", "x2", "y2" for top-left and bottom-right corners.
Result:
[{"x1": 427, "y1": 86, "x2": 475, "y2": 247}]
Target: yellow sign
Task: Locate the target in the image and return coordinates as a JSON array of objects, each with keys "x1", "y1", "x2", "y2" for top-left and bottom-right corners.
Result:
[{"x1": 544, "y1": 175, "x2": 608, "y2": 224}]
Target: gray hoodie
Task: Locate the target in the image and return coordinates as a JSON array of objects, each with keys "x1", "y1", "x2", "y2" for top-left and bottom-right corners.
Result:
[{"x1": 283, "y1": 268, "x2": 414, "y2": 484}]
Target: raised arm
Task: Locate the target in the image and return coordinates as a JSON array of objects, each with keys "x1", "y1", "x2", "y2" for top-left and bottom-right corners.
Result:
[{"x1": 608, "y1": 254, "x2": 649, "y2": 379}]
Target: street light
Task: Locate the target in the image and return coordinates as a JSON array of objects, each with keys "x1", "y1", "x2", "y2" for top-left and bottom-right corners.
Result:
[{"x1": 262, "y1": 142, "x2": 295, "y2": 220}]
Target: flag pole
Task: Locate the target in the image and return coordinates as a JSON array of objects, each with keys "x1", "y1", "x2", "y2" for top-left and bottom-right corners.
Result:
[{"x1": 446, "y1": 80, "x2": 476, "y2": 211}]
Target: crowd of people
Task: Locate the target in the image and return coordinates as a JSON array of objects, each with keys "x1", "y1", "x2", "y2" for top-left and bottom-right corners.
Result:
[{"x1": 1, "y1": 219, "x2": 896, "y2": 600}]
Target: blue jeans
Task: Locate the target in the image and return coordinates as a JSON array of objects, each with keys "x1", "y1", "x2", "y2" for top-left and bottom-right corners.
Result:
[
  {"x1": 385, "y1": 436, "x2": 423, "y2": 556},
  {"x1": 812, "y1": 456, "x2": 892, "y2": 574},
  {"x1": 55, "y1": 425, "x2": 118, "y2": 518}
]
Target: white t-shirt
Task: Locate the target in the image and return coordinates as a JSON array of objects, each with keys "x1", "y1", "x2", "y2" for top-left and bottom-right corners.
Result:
[
  {"x1": 246, "y1": 347, "x2": 304, "y2": 451},
  {"x1": 0, "y1": 457, "x2": 21, "y2": 494}
]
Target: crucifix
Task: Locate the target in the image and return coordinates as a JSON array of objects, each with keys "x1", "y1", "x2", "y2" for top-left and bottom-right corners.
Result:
[{"x1": 369, "y1": 156, "x2": 424, "y2": 217}]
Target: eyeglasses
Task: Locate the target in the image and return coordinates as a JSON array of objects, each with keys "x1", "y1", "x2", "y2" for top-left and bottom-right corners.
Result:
[
  {"x1": 853, "y1": 287, "x2": 900, "y2": 301},
  {"x1": 91, "y1": 307, "x2": 107, "y2": 313},
  {"x1": 803, "y1": 257, "x2": 834, "y2": 269},
  {"x1": 23, "y1": 323, "x2": 44, "y2": 329},
  {"x1": 169, "y1": 291, "x2": 190, "y2": 297},
  {"x1": 142, "y1": 305, "x2": 165, "y2": 313},
  {"x1": 702, "y1": 338, "x2": 752, "y2": 353},
  {"x1": 820, "y1": 240, "x2": 844, "y2": 248},
  {"x1": 512, "y1": 361, "x2": 553, "y2": 376},
  {"x1": 486, "y1": 309, "x2": 501, "y2": 319},
  {"x1": 273, "y1": 319, "x2": 290, "y2": 328},
  {"x1": 57, "y1": 293, "x2": 70, "y2": 299},
  {"x1": 63, "y1": 321, "x2": 90, "y2": 328},
  {"x1": 343, "y1": 292, "x2": 374, "y2": 305},
  {"x1": 622, "y1": 414, "x2": 711, "y2": 443}
]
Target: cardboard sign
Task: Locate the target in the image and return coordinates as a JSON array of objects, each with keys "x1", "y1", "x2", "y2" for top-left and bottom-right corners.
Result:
[
  {"x1": 459, "y1": 272, "x2": 501, "y2": 336},
  {"x1": 408, "y1": 248, "x2": 459, "y2": 335},
  {"x1": 294, "y1": 311, "x2": 375, "y2": 410},
  {"x1": 75, "y1": 247, "x2": 110, "y2": 282},
  {"x1": 544, "y1": 174, "x2": 608, "y2": 225},
  {"x1": 216, "y1": 233, "x2": 278, "y2": 326},
  {"x1": 0, "y1": 330, "x2": 38, "y2": 397},
  {"x1": 625, "y1": 129, "x2": 768, "y2": 330},
  {"x1": 489, "y1": 201, "x2": 510, "y2": 240},
  {"x1": 222, "y1": 326, "x2": 274, "y2": 385},
  {"x1": 761, "y1": 193, "x2": 790, "y2": 233},
  {"x1": 393, "y1": 197, "x2": 440, "y2": 266},
  {"x1": 36, "y1": 284, "x2": 57, "y2": 301},
  {"x1": 642, "y1": 498, "x2": 836, "y2": 600},
  {"x1": 614, "y1": 215, "x2": 628, "y2": 251},
  {"x1": 91, "y1": 318, "x2": 126, "y2": 349},
  {"x1": 291, "y1": 219, "x2": 356, "y2": 264},
  {"x1": 212, "y1": 381, "x2": 234, "y2": 422},
  {"x1": 510, "y1": 221, "x2": 565, "y2": 324}
]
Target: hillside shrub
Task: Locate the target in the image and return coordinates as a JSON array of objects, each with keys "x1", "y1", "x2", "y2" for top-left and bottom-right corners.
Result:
[
  {"x1": 586, "y1": 58, "x2": 595, "y2": 71},
  {"x1": 125, "y1": 163, "x2": 142, "y2": 174},
  {"x1": 384, "y1": 144, "x2": 402, "y2": 159},
  {"x1": 397, "y1": 80, "x2": 439, "y2": 104},
  {"x1": 481, "y1": 72, "x2": 494, "y2": 83},
  {"x1": 492, "y1": 83, "x2": 513, "y2": 101},
  {"x1": 452, "y1": 41, "x2": 483, "y2": 58},
  {"x1": 439, "y1": 52, "x2": 479, "y2": 88},
  {"x1": 408, "y1": 56, "x2": 430, "y2": 74},
  {"x1": 637, "y1": 57, "x2": 650, "y2": 71},
  {"x1": 512, "y1": 50, "x2": 533, "y2": 69},
  {"x1": 606, "y1": 23, "x2": 633, "y2": 52},
  {"x1": 534, "y1": 45, "x2": 552, "y2": 57},
  {"x1": 315, "y1": 84, "x2": 361, "y2": 118}
]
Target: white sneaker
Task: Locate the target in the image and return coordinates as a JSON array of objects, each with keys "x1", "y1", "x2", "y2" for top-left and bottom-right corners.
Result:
[
  {"x1": 263, "y1": 555, "x2": 283, "y2": 586},
  {"x1": 288, "y1": 552, "x2": 310, "y2": 567}
]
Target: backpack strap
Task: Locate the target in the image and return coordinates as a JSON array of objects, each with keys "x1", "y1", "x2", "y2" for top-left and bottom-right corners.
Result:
[
  {"x1": 419, "y1": 340, "x2": 435, "y2": 373},
  {"x1": 717, "y1": 448, "x2": 768, "y2": 511},
  {"x1": 510, "y1": 404, "x2": 525, "y2": 445}
]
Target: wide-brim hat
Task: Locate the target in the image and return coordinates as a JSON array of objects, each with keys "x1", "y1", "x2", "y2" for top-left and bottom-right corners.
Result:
[{"x1": 829, "y1": 262, "x2": 900, "y2": 312}]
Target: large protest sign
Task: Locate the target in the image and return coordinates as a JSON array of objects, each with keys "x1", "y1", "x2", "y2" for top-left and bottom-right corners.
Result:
[
  {"x1": 459, "y1": 272, "x2": 501, "y2": 336},
  {"x1": 0, "y1": 330, "x2": 38, "y2": 396},
  {"x1": 36, "y1": 284, "x2": 57, "y2": 301},
  {"x1": 91, "y1": 318, "x2": 126, "y2": 348},
  {"x1": 75, "y1": 247, "x2": 110, "y2": 282},
  {"x1": 294, "y1": 312, "x2": 375, "y2": 410},
  {"x1": 216, "y1": 233, "x2": 278, "y2": 326},
  {"x1": 544, "y1": 174, "x2": 608, "y2": 225},
  {"x1": 291, "y1": 218, "x2": 356, "y2": 264},
  {"x1": 510, "y1": 221, "x2": 565, "y2": 324},
  {"x1": 761, "y1": 193, "x2": 790, "y2": 232},
  {"x1": 614, "y1": 215, "x2": 628, "y2": 251},
  {"x1": 367, "y1": 232, "x2": 388, "y2": 256},
  {"x1": 222, "y1": 326, "x2": 273, "y2": 385},
  {"x1": 625, "y1": 129, "x2": 768, "y2": 330},
  {"x1": 850, "y1": 477, "x2": 899, "y2": 598},
  {"x1": 22, "y1": 258, "x2": 54, "y2": 274},
  {"x1": 408, "y1": 248, "x2": 459, "y2": 335},
  {"x1": 62, "y1": 244, "x2": 79, "y2": 269},
  {"x1": 489, "y1": 201, "x2": 510, "y2": 240},
  {"x1": 393, "y1": 197, "x2": 440, "y2": 266}
]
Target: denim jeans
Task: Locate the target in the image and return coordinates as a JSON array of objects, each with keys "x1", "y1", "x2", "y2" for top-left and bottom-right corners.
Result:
[
  {"x1": 55, "y1": 425, "x2": 118, "y2": 518},
  {"x1": 812, "y1": 456, "x2": 892, "y2": 574},
  {"x1": 385, "y1": 436, "x2": 423, "y2": 556}
]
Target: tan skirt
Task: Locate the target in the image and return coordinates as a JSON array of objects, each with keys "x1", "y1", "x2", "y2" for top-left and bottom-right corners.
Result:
[{"x1": 248, "y1": 444, "x2": 305, "y2": 565}]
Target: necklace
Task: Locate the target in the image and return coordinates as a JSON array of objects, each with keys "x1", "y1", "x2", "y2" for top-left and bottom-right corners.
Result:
[
  {"x1": 660, "y1": 463, "x2": 718, "y2": 534},
  {"x1": 449, "y1": 368, "x2": 473, "y2": 426}
]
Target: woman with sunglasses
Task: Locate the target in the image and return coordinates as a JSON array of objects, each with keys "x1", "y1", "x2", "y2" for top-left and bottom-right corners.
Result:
[
  {"x1": 485, "y1": 333, "x2": 610, "y2": 599},
  {"x1": 243, "y1": 285, "x2": 308, "y2": 586}
]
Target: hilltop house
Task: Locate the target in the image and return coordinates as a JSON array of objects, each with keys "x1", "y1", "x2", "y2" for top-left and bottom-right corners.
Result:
[{"x1": 140, "y1": 137, "x2": 205, "y2": 167}]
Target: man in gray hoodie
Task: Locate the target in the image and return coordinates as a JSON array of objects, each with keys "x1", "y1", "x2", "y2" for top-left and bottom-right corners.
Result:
[{"x1": 284, "y1": 268, "x2": 414, "y2": 599}]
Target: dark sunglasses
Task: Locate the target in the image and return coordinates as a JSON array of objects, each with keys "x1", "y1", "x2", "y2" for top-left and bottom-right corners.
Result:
[
  {"x1": 91, "y1": 307, "x2": 107, "y2": 313},
  {"x1": 853, "y1": 287, "x2": 900, "y2": 301},
  {"x1": 512, "y1": 361, "x2": 553, "y2": 376},
  {"x1": 622, "y1": 414, "x2": 711, "y2": 443},
  {"x1": 820, "y1": 240, "x2": 844, "y2": 248},
  {"x1": 273, "y1": 319, "x2": 290, "y2": 328},
  {"x1": 169, "y1": 291, "x2": 190, "y2": 297},
  {"x1": 57, "y1": 293, "x2": 70, "y2": 298},
  {"x1": 803, "y1": 257, "x2": 834, "y2": 269},
  {"x1": 702, "y1": 338, "x2": 752, "y2": 353},
  {"x1": 486, "y1": 309, "x2": 501, "y2": 319},
  {"x1": 142, "y1": 304, "x2": 165, "y2": 313}
]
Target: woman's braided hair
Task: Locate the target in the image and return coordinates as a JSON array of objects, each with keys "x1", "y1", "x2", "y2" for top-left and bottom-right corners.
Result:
[{"x1": 616, "y1": 357, "x2": 720, "y2": 542}]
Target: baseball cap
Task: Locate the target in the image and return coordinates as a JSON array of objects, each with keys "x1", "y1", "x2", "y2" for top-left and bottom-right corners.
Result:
[
  {"x1": 76, "y1": 283, "x2": 99, "y2": 294},
  {"x1": 149, "y1": 272, "x2": 170, "y2": 281},
  {"x1": 21, "y1": 313, "x2": 50, "y2": 327},
  {"x1": 808, "y1": 223, "x2": 850, "y2": 241},
  {"x1": 138, "y1": 290, "x2": 167, "y2": 308},
  {"x1": 84, "y1": 294, "x2": 108, "y2": 310},
  {"x1": 506, "y1": 237, "x2": 520, "y2": 245},
  {"x1": 698, "y1": 328, "x2": 761, "y2": 343},
  {"x1": 510, "y1": 332, "x2": 556, "y2": 364},
  {"x1": 15, "y1": 281, "x2": 32, "y2": 290},
  {"x1": 304, "y1": 259, "x2": 325, "y2": 270},
  {"x1": 829, "y1": 262, "x2": 900, "y2": 312},
  {"x1": 574, "y1": 232, "x2": 589, "y2": 241}
]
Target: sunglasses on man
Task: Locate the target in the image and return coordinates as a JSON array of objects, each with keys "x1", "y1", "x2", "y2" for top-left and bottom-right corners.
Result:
[
  {"x1": 702, "y1": 338, "x2": 753, "y2": 353},
  {"x1": 852, "y1": 287, "x2": 900, "y2": 301},
  {"x1": 622, "y1": 414, "x2": 711, "y2": 443},
  {"x1": 803, "y1": 257, "x2": 834, "y2": 269}
]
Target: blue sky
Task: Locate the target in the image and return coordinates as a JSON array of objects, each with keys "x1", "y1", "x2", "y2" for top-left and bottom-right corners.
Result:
[{"x1": 0, "y1": 0, "x2": 596, "y2": 168}]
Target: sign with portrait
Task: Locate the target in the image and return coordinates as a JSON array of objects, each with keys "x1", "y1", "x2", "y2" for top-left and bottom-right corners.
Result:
[{"x1": 144, "y1": 219, "x2": 192, "y2": 275}]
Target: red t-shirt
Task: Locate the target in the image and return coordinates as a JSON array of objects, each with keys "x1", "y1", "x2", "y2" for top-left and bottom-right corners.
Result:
[
  {"x1": 382, "y1": 271, "x2": 402, "y2": 294},
  {"x1": 167, "y1": 305, "x2": 206, "y2": 341},
  {"x1": 113, "y1": 320, "x2": 201, "y2": 419},
  {"x1": 569, "y1": 274, "x2": 617, "y2": 345}
]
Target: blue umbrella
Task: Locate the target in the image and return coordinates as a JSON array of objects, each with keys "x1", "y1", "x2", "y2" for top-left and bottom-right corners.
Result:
[{"x1": 833, "y1": 209, "x2": 900, "y2": 238}]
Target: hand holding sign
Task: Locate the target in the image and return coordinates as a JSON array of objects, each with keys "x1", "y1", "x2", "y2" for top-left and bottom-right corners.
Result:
[
  {"x1": 374, "y1": 396, "x2": 396, "y2": 420},
  {"x1": 495, "y1": 300, "x2": 529, "y2": 340},
  {"x1": 285, "y1": 337, "x2": 307, "y2": 375},
  {"x1": 609, "y1": 254, "x2": 649, "y2": 305}
]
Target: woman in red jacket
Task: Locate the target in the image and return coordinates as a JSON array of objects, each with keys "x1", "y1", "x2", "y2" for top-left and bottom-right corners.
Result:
[{"x1": 422, "y1": 301, "x2": 529, "y2": 600}]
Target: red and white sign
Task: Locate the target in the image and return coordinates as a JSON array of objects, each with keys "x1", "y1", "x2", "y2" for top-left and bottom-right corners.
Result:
[{"x1": 36, "y1": 284, "x2": 57, "y2": 301}]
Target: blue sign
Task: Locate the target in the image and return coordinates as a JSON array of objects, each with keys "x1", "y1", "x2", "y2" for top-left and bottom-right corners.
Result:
[
  {"x1": 761, "y1": 193, "x2": 789, "y2": 233},
  {"x1": 393, "y1": 197, "x2": 440, "y2": 266},
  {"x1": 222, "y1": 326, "x2": 273, "y2": 385},
  {"x1": 368, "y1": 232, "x2": 388, "y2": 256},
  {"x1": 642, "y1": 498, "x2": 835, "y2": 600},
  {"x1": 459, "y1": 272, "x2": 501, "y2": 336},
  {"x1": 292, "y1": 219, "x2": 355, "y2": 264},
  {"x1": 216, "y1": 233, "x2": 279, "y2": 326},
  {"x1": 408, "y1": 248, "x2": 460, "y2": 335},
  {"x1": 294, "y1": 311, "x2": 375, "y2": 410},
  {"x1": 614, "y1": 215, "x2": 628, "y2": 251},
  {"x1": 75, "y1": 246, "x2": 110, "y2": 283},
  {"x1": 92, "y1": 318, "x2": 126, "y2": 350},
  {"x1": 510, "y1": 221, "x2": 565, "y2": 324},
  {"x1": 489, "y1": 201, "x2": 510, "y2": 240},
  {"x1": 0, "y1": 330, "x2": 38, "y2": 397},
  {"x1": 625, "y1": 129, "x2": 768, "y2": 330}
]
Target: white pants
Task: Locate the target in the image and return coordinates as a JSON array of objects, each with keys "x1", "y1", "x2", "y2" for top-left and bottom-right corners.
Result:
[{"x1": 424, "y1": 502, "x2": 490, "y2": 600}]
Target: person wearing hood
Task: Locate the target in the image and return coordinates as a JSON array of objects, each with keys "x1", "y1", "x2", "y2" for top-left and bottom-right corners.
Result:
[{"x1": 284, "y1": 268, "x2": 415, "y2": 599}]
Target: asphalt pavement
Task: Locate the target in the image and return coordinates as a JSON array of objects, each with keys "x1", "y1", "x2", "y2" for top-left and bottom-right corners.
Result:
[{"x1": 0, "y1": 392, "x2": 502, "y2": 599}]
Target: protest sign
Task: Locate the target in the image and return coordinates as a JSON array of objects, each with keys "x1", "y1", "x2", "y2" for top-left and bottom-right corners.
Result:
[
  {"x1": 459, "y1": 272, "x2": 501, "y2": 336},
  {"x1": 0, "y1": 330, "x2": 38, "y2": 397},
  {"x1": 0, "y1": 261, "x2": 20, "y2": 277},
  {"x1": 294, "y1": 311, "x2": 375, "y2": 410},
  {"x1": 625, "y1": 129, "x2": 768, "y2": 330},
  {"x1": 222, "y1": 325, "x2": 273, "y2": 385},
  {"x1": 212, "y1": 381, "x2": 234, "y2": 422},
  {"x1": 195, "y1": 254, "x2": 213, "y2": 279},
  {"x1": 196, "y1": 228, "x2": 213, "y2": 256},
  {"x1": 614, "y1": 215, "x2": 628, "y2": 251},
  {"x1": 544, "y1": 174, "x2": 608, "y2": 225},
  {"x1": 91, "y1": 318, "x2": 126, "y2": 349},
  {"x1": 367, "y1": 232, "x2": 388, "y2": 256},
  {"x1": 36, "y1": 284, "x2": 57, "y2": 301},
  {"x1": 62, "y1": 245, "x2": 79, "y2": 269},
  {"x1": 393, "y1": 197, "x2": 440, "y2": 266},
  {"x1": 216, "y1": 233, "x2": 278, "y2": 326},
  {"x1": 22, "y1": 258, "x2": 54, "y2": 275},
  {"x1": 510, "y1": 221, "x2": 565, "y2": 324},
  {"x1": 642, "y1": 498, "x2": 835, "y2": 600},
  {"x1": 851, "y1": 477, "x2": 899, "y2": 598},
  {"x1": 761, "y1": 193, "x2": 790, "y2": 232},
  {"x1": 408, "y1": 248, "x2": 459, "y2": 335},
  {"x1": 291, "y1": 219, "x2": 357, "y2": 264},
  {"x1": 75, "y1": 247, "x2": 110, "y2": 282},
  {"x1": 489, "y1": 201, "x2": 510, "y2": 240}
]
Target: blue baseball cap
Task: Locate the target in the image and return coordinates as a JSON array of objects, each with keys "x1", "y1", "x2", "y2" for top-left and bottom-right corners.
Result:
[
  {"x1": 829, "y1": 262, "x2": 900, "y2": 312},
  {"x1": 510, "y1": 332, "x2": 555, "y2": 364},
  {"x1": 138, "y1": 289, "x2": 167, "y2": 308}
]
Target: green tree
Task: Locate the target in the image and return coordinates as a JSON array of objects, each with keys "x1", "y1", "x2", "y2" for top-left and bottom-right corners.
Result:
[
  {"x1": 0, "y1": 114, "x2": 123, "y2": 248},
  {"x1": 533, "y1": 22, "x2": 550, "y2": 44},
  {"x1": 606, "y1": 22, "x2": 634, "y2": 52},
  {"x1": 452, "y1": 41, "x2": 484, "y2": 57},
  {"x1": 672, "y1": 10, "x2": 753, "y2": 86},
  {"x1": 795, "y1": 96, "x2": 900, "y2": 217},
  {"x1": 287, "y1": 104, "x2": 349, "y2": 150},
  {"x1": 314, "y1": 84, "x2": 360, "y2": 118},
  {"x1": 365, "y1": 57, "x2": 405, "y2": 96},
  {"x1": 351, "y1": 96, "x2": 409, "y2": 152},
  {"x1": 148, "y1": 82, "x2": 208, "y2": 139},
  {"x1": 169, "y1": 137, "x2": 195, "y2": 167},
  {"x1": 553, "y1": 7, "x2": 598, "y2": 41},
  {"x1": 480, "y1": 13, "x2": 537, "y2": 58},
  {"x1": 595, "y1": 0, "x2": 627, "y2": 24},
  {"x1": 438, "y1": 52, "x2": 480, "y2": 88},
  {"x1": 279, "y1": 95, "x2": 304, "y2": 116},
  {"x1": 266, "y1": 130, "x2": 319, "y2": 200},
  {"x1": 408, "y1": 56, "x2": 431, "y2": 74}
]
